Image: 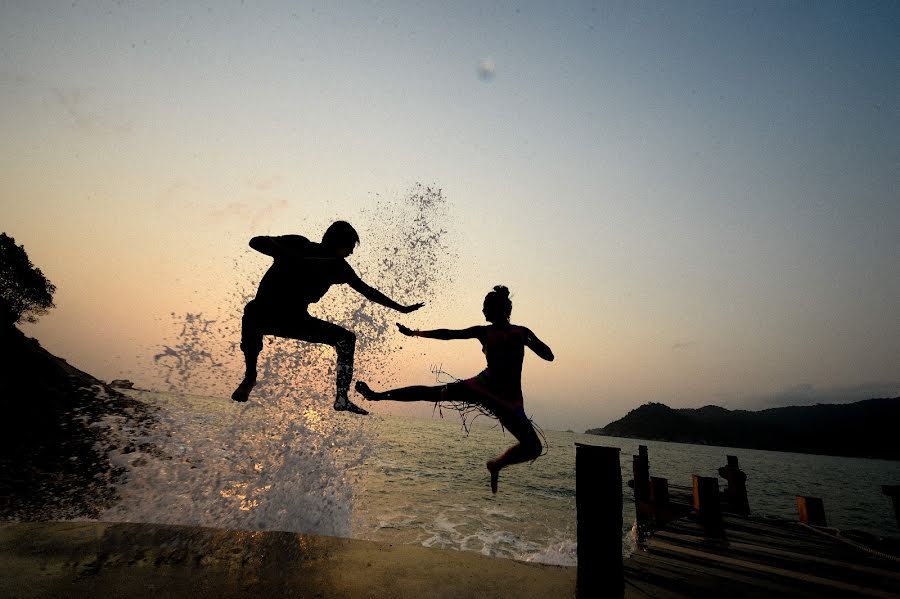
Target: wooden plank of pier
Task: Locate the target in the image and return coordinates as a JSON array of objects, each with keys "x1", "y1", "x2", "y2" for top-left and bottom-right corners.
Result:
[{"x1": 623, "y1": 513, "x2": 900, "y2": 598}]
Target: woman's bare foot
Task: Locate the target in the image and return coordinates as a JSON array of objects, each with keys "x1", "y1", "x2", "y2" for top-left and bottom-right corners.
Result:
[
  {"x1": 487, "y1": 460, "x2": 501, "y2": 494},
  {"x1": 231, "y1": 377, "x2": 256, "y2": 402},
  {"x1": 354, "y1": 381, "x2": 379, "y2": 400}
]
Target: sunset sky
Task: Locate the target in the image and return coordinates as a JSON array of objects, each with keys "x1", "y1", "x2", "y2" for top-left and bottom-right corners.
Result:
[{"x1": 2, "y1": 2, "x2": 898, "y2": 431}]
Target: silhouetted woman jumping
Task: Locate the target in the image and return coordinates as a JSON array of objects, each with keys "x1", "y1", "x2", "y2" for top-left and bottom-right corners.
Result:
[{"x1": 355, "y1": 285, "x2": 554, "y2": 493}]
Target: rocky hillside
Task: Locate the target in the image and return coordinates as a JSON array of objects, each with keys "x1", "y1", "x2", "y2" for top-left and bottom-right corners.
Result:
[
  {"x1": 587, "y1": 398, "x2": 900, "y2": 460},
  {"x1": 0, "y1": 326, "x2": 155, "y2": 520}
]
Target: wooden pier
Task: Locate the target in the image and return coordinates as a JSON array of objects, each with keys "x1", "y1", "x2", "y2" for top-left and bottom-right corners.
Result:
[
  {"x1": 624, "y1": 512, "x2": 900, "y2": 598},
  {"x1": 578, "y1": 443, "x2": 900, "y2": 598}
]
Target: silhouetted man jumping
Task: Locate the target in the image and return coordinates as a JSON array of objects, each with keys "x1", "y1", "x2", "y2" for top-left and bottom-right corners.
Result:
[{"x1": 232, "y1": 221, "x2": 423, "y2": 415}]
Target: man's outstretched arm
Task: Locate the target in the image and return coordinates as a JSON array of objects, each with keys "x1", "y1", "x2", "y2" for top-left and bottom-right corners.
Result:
[{"x1": 347, "y1": 276, "x2": 424, "y2": 314}]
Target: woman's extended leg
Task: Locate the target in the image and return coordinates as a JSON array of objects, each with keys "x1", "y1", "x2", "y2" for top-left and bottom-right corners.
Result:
[
  {"x1": 357, "y1": 380, "x2": 543, "y2": 493},
  {"x1": 355, "y1": 381, "x2": 445, "y2": 403}
]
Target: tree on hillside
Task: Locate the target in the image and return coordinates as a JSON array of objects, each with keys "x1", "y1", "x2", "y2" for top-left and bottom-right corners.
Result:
[{"x1": 0, "y1": 233, "x2": 56, "y2": 326}]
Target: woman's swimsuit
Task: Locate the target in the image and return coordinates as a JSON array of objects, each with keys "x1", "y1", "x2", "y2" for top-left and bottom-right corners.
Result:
[{"x1": 444, "y1": 324, "x2": 538, "y2": 442}]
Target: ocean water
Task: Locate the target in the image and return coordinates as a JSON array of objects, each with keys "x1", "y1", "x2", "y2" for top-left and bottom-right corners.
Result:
[
  {"x1": 127, "y1": 187, "x2": 898, "y2": 565},
  {"x1": 99, "y1": 389, "x2": 900, "y2": 567}
]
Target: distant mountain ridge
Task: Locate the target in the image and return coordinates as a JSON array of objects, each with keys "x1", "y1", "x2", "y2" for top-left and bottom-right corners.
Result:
[{"x1": 586, "y1": 398, "x2": 900, "y2": 460}]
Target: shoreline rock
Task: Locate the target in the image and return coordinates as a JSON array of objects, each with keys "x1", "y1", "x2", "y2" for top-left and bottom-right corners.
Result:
[
  {"x1": 109, "y1": 379, "x2": 136, "y2": 390},
  {"x1": 0, "y1": 326, "x2": 156, "y2": 521}
]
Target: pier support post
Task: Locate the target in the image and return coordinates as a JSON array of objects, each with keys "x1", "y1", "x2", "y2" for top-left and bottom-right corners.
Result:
[
  {"x1": 650, "y1": 476, "x2": 672, "y2": 524},
  {"x1": 692, "y1": 475, "x2": 722, "y2": 527},
  {"x1": 882, "y1": 486, "x2": 899, "y2": 528},
  {"x1": 575, "y1": 443, "x2": 623, "y2": 598},
  {"x1": 650, "y1": 477, "x2": 669, "y2": 507},
  {"x1": 632, "y1": 445, "x2": 652, "y2": 529},
  {"x1": 633, "y1": 446, "x2": 651, "y2": 504},
  {"x1": 796, "y1": 496, "x2": 827, "y2": 526},
  {"x1": 718, "y1": 455, "x2": 750, "y2": 515}
]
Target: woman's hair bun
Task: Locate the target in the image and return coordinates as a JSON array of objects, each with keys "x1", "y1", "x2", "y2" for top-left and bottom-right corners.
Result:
[{"x1": 484, "y1": 285, "x2": 513, "y2": 322}]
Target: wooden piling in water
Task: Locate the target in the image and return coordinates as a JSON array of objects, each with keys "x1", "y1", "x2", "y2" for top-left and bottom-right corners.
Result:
[
  {"x1": 796, "y1": 496, "x2": 827, "y2": 526},
  {"x1": 632, "y1": 445, "x2": 652, "y2": 532},
  {"x1": 692, "y1": 475, "x2": 721, "y2": 527},
  {"x1": 649, "y1": 476, "x2": 674, "y2": 524},
  {"x1": 633, "y1": 445, "x2": 651, "y2": 504},
  {"x1": 717, "y1": 455, "x2": 750, "y2": 515},
  {"x1": 650, "y1": 476, "x2": 669, "y2": 507},
  {"x1": 575, "y1": 443, "x2": 623, "y2": 599}
]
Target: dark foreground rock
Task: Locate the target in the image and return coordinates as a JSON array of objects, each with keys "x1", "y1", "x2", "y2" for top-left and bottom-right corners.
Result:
[{"x1": 0, "y1": 326, "x2": 155, "y2": 520}]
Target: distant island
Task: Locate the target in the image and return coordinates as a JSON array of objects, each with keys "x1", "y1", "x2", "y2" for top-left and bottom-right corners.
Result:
[{"x1": 586, "y1": 398, "x2": 900, "y2": 460}]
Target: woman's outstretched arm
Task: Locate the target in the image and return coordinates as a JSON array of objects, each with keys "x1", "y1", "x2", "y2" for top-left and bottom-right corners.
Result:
[
  {"x1": 524, "y1": 328, "x2": 554, "y2": 361},
  {"x1": 397, "y1": 323, "x2": 483, "y2": 340}
]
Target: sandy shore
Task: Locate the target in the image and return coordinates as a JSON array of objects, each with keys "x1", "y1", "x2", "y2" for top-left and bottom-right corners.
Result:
[{"x1": 0, "y1": 521, "x2": 576, "y2": 598}]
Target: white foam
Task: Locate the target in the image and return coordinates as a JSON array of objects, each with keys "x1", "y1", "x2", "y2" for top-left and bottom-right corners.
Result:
[{"x1": 99, "y1": 389, "x2": 361, "y2": 537}]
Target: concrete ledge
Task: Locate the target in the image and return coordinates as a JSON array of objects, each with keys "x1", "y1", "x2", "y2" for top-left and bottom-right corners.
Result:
[{"x1": 0, "y1": 522, "x2": 575, "y2": 599}]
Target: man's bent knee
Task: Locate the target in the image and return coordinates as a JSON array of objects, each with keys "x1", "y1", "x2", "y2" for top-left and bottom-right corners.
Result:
[
  {"x1": 240, "y1": 338, "x2": 263, "y2": 356},
  {"x1": 240, "y1": 321, "x2": 264, "y2": 355},
  {"x1": 336, "y1": 330, "x2": 356, "y2": 353},
  {"x1": 240, "y1": 301, "x2": 265, "y2": 355}
]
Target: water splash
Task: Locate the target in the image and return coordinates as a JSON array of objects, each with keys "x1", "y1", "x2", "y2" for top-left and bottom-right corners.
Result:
[
  {"x1": 152, "y1": 313, "x2": 224, "y2": 391},
  {"x1": 100, "y1": 390, "x2": 362, "y2": 536},
  {"x1": 108, "y1": 184, "x2": 456, "y2": 536}
]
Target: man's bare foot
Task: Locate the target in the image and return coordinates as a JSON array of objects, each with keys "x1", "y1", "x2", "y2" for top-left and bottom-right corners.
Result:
[
  {"x1": 354, "y1": 381, "x2": 379, "y2": 401},
  {"x1": 487, "y1": 460, "x2": 500, "y2": 494},
  {"x1": 231, "y1": 377, "x2": 256, "y2": 402},
  {"x1": 334, "y1": 397, "x2": 369, "y2": 415}
]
